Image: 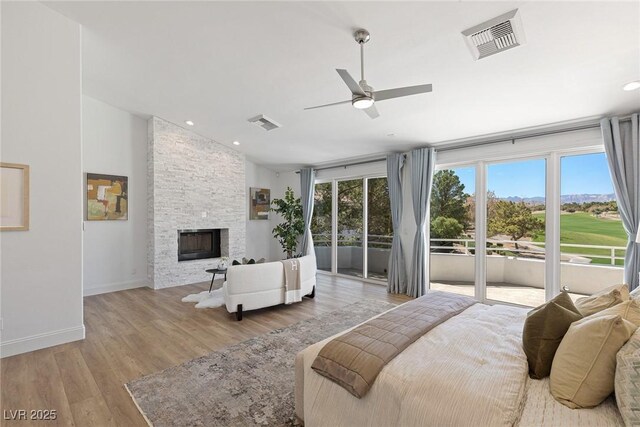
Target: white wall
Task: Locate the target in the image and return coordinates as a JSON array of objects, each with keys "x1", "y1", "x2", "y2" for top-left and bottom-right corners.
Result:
[
  {"x1": 1, "y1": 2, "x2": 84, "y2": 357},
  {"x1": 82, "y1": 96, "x2": 148, "y2": 295},
  {"x1": 245, "y1": 160, "x2": 279, "y2": 261}
]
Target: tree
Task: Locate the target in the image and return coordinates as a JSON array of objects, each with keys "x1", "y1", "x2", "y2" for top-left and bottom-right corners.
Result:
[
  {"x1": 488, "y1": 201, "x2": 544, "y2": 248},
  {"x1": 431, "y1": 216, "x2": 464, "y2": 240},
  {"x1": 310, "y1": 182, "x2": 332, "y2": 246},
  {"x1": 430, "y1": 170, "x2": 470, "y2": 238},
  {"x1": 271, "y1": 187, "x2": 305, "y2": 258}
]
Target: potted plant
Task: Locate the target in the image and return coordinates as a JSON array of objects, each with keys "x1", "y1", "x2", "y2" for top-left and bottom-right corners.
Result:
[{"x1": 271, "y1": 187, "x2": 305, "y2": 259}]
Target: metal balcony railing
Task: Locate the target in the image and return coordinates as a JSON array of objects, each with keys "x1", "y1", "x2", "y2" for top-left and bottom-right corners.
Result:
[{"x1": 312, "y1": 234, "x2": 626, "y2": 266}]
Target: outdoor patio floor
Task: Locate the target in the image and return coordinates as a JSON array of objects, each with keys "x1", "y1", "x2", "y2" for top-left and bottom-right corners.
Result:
[
  {"x1": 324, "y1": 268, "x2": 586, "y2": 307},
  {"x1": 430, "y1": 281, "x2": 586, "y2": 307}
]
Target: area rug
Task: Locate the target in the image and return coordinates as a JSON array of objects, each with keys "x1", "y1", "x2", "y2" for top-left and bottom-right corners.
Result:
[
  {"x1": 182, "y1": 288, "x2": 225, "y2": 309},
  {"x1": 125, "y1": 299, "x2": 397, "y2": 426}
]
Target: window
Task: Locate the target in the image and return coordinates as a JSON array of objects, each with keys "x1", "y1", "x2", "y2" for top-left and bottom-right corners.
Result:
[
  {"x1": 485, "y1": 158, "x2": 547, "y2": 307},
  {"x1": 559, "y1": 152, "x2": 625, "y2": 298},
  {"x1": 367, "y1": 177, "x2": 392, "y2": 280},
  {"x1": 429, "y1": 166, "x2": 476, "y2": 297},
  {"x1": 430, "y1": 135, "x2": 625, "y2": 307},
  {"x1": 337, "y1": 179, "x2": 364, "y2": 277},
  {"x1": 311, "y1": 182, "x2": 332, "y2": 272},
  {"x1": 311, "y1": 174, "x2": 393, "y2": 282}
]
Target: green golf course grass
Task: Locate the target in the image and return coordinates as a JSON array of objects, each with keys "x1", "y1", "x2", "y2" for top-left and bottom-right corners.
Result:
[{"x1": 533, "y1": 212, "x2": 626, "y2": 265}]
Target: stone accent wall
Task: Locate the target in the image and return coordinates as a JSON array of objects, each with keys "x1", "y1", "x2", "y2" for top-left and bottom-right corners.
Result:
[{"x1": 147, "y1": 117, "x2": 246, "y2": 289}]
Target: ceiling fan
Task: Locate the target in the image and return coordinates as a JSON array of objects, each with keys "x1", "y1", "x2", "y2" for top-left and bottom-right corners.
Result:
[{"x1": 305, "y1": 29, "x2": 433, "y2": 119}]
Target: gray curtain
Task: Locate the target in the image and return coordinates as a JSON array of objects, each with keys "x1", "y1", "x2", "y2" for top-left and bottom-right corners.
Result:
[
  {"x1": 386, "y1": 153, "x2": 407, "y2": 294},
  {"x1": 300, "y1": 168, "x2": 316, "y2": 256},
  {"x1": 602, "y1": 114, "x2": 640, "y2": 291},
  {"x1": 408, "y1": 147, "x2": 436, "y2": 298}
]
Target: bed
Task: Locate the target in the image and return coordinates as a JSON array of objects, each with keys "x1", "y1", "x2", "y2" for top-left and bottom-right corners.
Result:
[{"x1": 295, "y1": 294, "x2": 624, "y2": 426}]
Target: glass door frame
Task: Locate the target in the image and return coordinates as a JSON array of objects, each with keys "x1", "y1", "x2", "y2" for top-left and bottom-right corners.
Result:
[
  {"x1": 314, "y1": 173, "x2": 389, "y2": 284},
  {"x1": 436, "y1": 146, "x2": 606, "y2": 306},
  {"x1": 483, "y1": 154, "x2": 550, "y2": 306}
]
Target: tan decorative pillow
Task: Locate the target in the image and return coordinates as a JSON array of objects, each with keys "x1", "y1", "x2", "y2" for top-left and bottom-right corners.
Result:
[
  {"x1": 615, "y1": 329, "x2": 640, "y2": 426},
  {"x1": 574, "y1": 284, "x2": 629, "y2": 316},
  {"x1": 522, "y1": 292, "x2": 583, "y2": 379},
  {"x1": 550, "y1": 314, "x2": 636, "y2": 409},
  {"x1": 583, "y1": 299, "x2": 640, "y2": 327},
  {"x1": 631, "y1": 286, "x2": 639, "y2": 302}
]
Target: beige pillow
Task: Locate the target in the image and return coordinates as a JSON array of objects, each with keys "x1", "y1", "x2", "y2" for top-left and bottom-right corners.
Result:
[
  {"x1": 550, "y1": 314, "x2": 636, "y2": 408},
  {"x1": 574, "y1": 284, "x2": 629, "y2": 316},
  {"x1": 631, "y1": 286, "x2": 639, "y2": 302},
  {"x1": 615, "y1": 329, "x2": 640, "y2": 426},
  {"x1": 582, "y1": 299, "x2": 640, "y2": 327}
]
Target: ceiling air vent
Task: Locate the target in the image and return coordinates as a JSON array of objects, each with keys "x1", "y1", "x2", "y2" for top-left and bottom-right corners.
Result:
[
  {"x1": 248, "y1": 114, "x2": 282, "y2": 131},
  {"x1": 462, "y1": 9, "x2": 525, "y2": 60}
]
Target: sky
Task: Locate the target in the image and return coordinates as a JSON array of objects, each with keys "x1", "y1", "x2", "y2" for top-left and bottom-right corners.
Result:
[{"x1": 451, "y1": 152, "x2": 615, "y2": 198}]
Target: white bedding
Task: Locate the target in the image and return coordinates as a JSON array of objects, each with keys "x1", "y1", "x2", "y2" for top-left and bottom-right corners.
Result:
[
  {"x1": 296, "y1": 301, "x2": 624, "y2": 427},
  {"x1": 297, "y1": 303, "x2": 530, "y2": 427},
  {"x1": 519, "y1": 377, "x2": 623, "y2": 426}
]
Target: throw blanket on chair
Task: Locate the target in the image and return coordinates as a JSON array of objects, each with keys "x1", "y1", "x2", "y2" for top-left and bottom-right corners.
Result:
[
  {"x1": 311, "y1": 291, "x2": 477, "y2": 398},
  {"x1": 281, "y1": 259, "x2": 302, "y2": 304}
]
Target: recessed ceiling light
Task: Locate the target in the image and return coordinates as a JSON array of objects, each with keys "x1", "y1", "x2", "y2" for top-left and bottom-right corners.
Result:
[
  {"x1": 185, "y1": 120, "x2": 194, "y2": 126},
  {"x1": 623, "y1": 80, "x2": 640, "y2": 91},
  {"x1": 233, "y1": 141, "x2": 240, "y2": 146}
]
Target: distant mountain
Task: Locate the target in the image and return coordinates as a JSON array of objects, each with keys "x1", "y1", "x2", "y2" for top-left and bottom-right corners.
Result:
[
  {"x1": 560, "y1": 193, "x2": 616, "y2": 204},
  {"x1": 498, "y1": 194, "x2": 616, "y2": 205},
  {"x1": 502, "y1": 196, "x2": 546, "y2": 204}
]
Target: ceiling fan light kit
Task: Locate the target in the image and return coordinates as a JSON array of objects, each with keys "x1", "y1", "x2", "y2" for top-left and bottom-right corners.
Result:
[
  {"x1": 353, "y1": 97, "x2": 374, "y2": 109},
  {"x1": 305, "y1": 28, "x2": 433, "y2": 119}
]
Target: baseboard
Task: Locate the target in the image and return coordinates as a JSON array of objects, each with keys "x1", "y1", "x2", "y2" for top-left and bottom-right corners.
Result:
[
  {"x1": 0, "y1": 325, "x2": 85, "y2": 358},
  {"x1": 84, "y1": 280, "x2": 149, "y2": 296}
]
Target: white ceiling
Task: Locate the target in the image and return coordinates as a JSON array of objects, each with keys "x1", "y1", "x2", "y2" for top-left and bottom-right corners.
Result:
[{"x1": 46, "y1": 1, "x2": 640, "y2": 170}]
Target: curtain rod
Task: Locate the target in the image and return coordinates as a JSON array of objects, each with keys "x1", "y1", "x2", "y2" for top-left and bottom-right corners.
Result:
[
  {"x1": 435, "y1": 122, "x2": 601, "y2": 153},
  {"x1": 296, "y1": 114, "x2": 635, "y2": 173},
  {"x1": 437, "y1": 114, "x2": 634, "y2": 153},
  {"x1": 304, "y1": 157, "x2": 389, "y2": 173}
]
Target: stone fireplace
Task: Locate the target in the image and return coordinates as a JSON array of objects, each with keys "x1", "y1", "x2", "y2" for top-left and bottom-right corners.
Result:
[
  {"x1": 147, "y1": 117, "x2": 245, "y2": 288},
  {"x1": 177, "y1": 228, "x2": 224, "y2": 262}
]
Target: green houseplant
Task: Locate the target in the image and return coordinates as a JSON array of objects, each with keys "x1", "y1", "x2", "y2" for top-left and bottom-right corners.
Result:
[{"x1": 271, "y1": 187, "x2": 305, "y2": 259}]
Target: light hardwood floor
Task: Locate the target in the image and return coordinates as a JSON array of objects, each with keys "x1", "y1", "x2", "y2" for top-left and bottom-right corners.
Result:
[{"x1": 1, "y1": 274, "x2": 409, "y2": 426}]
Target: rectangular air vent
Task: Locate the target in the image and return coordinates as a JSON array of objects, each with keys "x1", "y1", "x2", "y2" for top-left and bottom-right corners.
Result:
[
  {"x1": 462, "y1": 9, "x2": 525, "y2": 60},
  {"x1": 248, "y1": 114, "x2": 282, "y2": 131}
]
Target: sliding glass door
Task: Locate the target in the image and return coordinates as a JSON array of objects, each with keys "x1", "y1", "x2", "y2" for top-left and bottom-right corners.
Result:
[
  {"x1": 367, "y1": 177, "x2": 393, "y2": 280},
  {"x1": 429, "y1": 166, "x2": 476, "y2": 297},
  {"x1": 311, "y1": 182, "x2": 332, "y2": 272},
  {"x1": 311, "y1": 175, "x2": 393, "y2": 282},
  {"x1": 558, "y1": 152, "x2": 625, "y2": 299},
  {"x1": 337, "y1": 179, "x2": 364, "y2": 277},
  {"x1": 485, "y1": 158, "x2": 547, "y2": 307}
]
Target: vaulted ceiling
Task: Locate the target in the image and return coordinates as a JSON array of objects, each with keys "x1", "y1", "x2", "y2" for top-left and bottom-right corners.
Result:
[{"x1": 46, "y1": 1, "x2": 639, "y2": 170}]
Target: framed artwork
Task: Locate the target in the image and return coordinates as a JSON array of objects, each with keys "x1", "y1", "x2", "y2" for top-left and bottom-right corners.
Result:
[
  {"x1": 0, "y1": 163, "x2": 30, "y2": 231},
  {"x1": 250, "y1": 187, "x2": 270, "y2": 220},
  {"x1": 86, "y1": 173, "x2": 128, "y2": 220}
]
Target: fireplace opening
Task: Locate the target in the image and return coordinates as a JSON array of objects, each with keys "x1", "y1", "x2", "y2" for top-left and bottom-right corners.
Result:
[{"x1": 177, "y1": 229, "x2": 221, "y2": 262}]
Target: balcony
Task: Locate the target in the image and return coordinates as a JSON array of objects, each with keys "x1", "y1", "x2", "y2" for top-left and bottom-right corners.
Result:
[{"x1": 313, "y1": 234, "x2": 625, "y2": 306}]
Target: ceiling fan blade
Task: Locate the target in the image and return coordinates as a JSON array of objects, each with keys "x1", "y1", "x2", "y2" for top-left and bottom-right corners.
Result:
[
  {"x1": 304, "y1": 100, "x2": 352, "y2": 110},
  {"x1": 363, "y1": 104, "x2": 379, "y2": 119},
  {"x1": 336, "y1": 69, "x2": 366, "y2": 96},
  {"x1": 374, "y1": 84, "x2": 432, "y2": 101}
]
